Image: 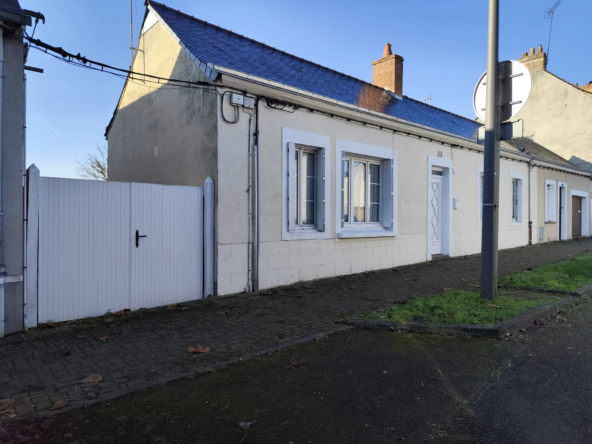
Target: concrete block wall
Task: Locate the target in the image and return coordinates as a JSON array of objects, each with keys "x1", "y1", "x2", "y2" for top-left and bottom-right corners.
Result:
[{"x1": 217, "y1": 234, "x2": 426, "y2": 295}]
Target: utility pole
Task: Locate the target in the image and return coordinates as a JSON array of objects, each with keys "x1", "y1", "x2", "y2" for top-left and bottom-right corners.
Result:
[{"x1": 480, "y1": 0, "x2": 500, "y2": 300}]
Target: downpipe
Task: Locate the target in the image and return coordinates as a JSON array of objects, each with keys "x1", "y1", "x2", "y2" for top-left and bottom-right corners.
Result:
[
  {"x1": 246, "y1": 114, "x2": 253, "y2": 292},
  {"x1": 528, "y1": 158, "x2": 533, "y2": 245}
]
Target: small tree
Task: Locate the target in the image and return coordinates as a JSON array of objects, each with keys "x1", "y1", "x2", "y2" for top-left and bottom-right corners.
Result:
[{"x1": 76, "y1": 144, "x2": 108, "y2": 181}]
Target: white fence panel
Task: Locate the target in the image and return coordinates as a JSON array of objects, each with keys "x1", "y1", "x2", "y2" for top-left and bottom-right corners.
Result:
[
  {"x1": 38, "y1": 178, "x2": 132, "y2": 323},
  {"x1": 130, "y1": 183, "x2": 203, "y2": 310}
]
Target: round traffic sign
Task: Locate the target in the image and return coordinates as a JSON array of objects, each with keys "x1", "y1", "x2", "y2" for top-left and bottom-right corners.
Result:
[{"x1": 473, "y1": 60, "x2": 531, "y2": 122}]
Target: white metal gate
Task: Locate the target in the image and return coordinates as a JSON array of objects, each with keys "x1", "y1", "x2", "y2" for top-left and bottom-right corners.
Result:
[{"x1": 24, "y1": 166, "x2": 214, "y2": 327}]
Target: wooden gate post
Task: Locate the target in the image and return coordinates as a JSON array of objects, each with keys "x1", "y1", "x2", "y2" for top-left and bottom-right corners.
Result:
[
  {"x1": 24, "y1": 165, "x2": 40, "y2": 329},
  {"x1": 204, "y1": 178, "x2": 215, "y2": 297}
]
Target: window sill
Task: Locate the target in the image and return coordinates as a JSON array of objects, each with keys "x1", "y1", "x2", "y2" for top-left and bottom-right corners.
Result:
[
  {"x1": 337, "y1": 229, "x2": 398, "y2": 239},
  {"x1": 510, "y1": 220, "x2": 524, "y2": 226}
]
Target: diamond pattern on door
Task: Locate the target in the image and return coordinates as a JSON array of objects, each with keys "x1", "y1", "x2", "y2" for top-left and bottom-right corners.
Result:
[{"x1": 431, "y1": 182, "x2": 440, "y2": 240}]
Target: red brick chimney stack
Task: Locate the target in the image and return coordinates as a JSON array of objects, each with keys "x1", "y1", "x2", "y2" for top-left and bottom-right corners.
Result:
[
  {"x1": 518, "y1": 45, "x2": 547, "y2": 72},
  {"x1": 372, "y1": 43, "x2": 404, "y2": 97}
]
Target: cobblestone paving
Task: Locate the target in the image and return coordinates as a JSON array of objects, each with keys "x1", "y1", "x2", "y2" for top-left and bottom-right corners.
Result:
[{"x1": 1, "y1": 239, "x2": 591, "y2": 418}]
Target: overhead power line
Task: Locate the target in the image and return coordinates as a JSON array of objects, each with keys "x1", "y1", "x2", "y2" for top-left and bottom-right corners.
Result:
[{"x1": 24, "y1": 35, "x2": 215, "y2": 90}]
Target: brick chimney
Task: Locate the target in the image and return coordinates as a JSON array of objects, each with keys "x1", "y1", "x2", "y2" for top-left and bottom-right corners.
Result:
[
  {"x1": 581, "y1": 82, "x2": 592, "y2": 94},
  {"x1": 372, "y1": 43, "x2": 404, "y2": 96},
  {"x1": 518, "y1": 45, "x2": 547, "y2": 72}
]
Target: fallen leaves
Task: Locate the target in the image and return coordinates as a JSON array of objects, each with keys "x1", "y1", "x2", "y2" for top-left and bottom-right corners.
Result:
[
  {"x1": 487, "y1": 304, "x2": 503, "y2": 309},
  {"x1": 97, "y1": 335, "x2": 109, "y2": 342},
  {"x1": 82, "y1": 374, "x2": 103, "y2": 383},
  {"x1": 338, "y1": 293, "x2": 348, "y2": 298},
  {"x1": 286, "y1": 358, "x2": 305, "y2": 369},
  {"x1": 38, "y1": 322, "x2": 56, "y2": 329},
  {"x1": 113, "y1": 309, "x2": 130, "y2": 316},
  {"x1": 216, "y1": 311, "x2": 229, "y2": 316},
  {"x1": 103, "y1": 318, "x2": 114, "y2": 324},
  {"x1": 364, "y1": 297, "x2": 380, "y2": 302},
  {"x1": 188, "y1": 345, "x2": 210, "y2": 354},
  {"x1": 0, "y1": 399, "x2": 15, "y2": 415},
  {"x1": 51, "y1": 400, "x2": 67, "y2": 410}
]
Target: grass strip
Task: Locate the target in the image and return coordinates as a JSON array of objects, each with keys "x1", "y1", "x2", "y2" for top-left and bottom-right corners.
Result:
[
  {"x1": 499, "y1": 252, "x2": 592, "y2": 292},
  {"x1": 365, "y1": 290, "x2": 553, "y2": 325}
]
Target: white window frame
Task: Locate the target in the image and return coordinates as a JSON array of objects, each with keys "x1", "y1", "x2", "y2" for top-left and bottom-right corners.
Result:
[
  {"x1": 510, "y1": 171, "x2": 524, "y2": 225},
  {"x1": 545, "y1": 179, "x2": 557, "y2": 223},
  {"x1": 477, "y1": 164, "x2": 484, "y2": 226},
  {"x1": 282, "y1": 128, "x2": 331, "y2": 241},
  {"x1": 335, "y1": 139, "x2": 398, "y2": 239},
  {"x1": 342, "y1": 156, "x2": 383, "y2": 227}
]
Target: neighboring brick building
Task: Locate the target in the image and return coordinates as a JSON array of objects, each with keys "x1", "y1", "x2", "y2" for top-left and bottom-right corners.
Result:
[{"x1": 511, "y1": 45, "x2": 592, "y2": 171}]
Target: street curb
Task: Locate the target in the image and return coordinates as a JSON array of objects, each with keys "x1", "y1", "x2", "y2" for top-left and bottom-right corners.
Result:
[
  {"x1": 347, "y1": 288, "x2": 586, "y2": 339},
  {"x1": 10, "y1": 325, "x2": 352, "y2": 422}
]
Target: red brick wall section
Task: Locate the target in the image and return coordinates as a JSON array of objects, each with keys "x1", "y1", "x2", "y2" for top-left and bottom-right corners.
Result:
[{"x1": 372, "y1": 55, "x2": 404, "y2": 96}]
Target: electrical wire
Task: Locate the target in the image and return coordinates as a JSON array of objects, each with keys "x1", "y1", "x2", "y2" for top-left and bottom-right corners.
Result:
[
  {"x1": 220, "y1": 91, "x2": 240, "y2": 123},
  {"x1": 24, "y1": 35, "x2": 215, "y2": 90}
]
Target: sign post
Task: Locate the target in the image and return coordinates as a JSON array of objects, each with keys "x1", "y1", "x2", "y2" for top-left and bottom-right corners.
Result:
[{"x1": 479, "y1": 0, "x2": 500, "y2": 301}]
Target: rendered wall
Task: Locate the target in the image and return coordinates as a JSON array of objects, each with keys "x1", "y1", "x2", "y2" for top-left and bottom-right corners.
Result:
[
  {"x1": 216, "y1": 95, "x2": 531, "y2": 295},
  {"x1": 2, "y1": 28, "x2": 25, "y2": 334},
  {"x1": 107, "y1": 19, "x2": 218, "y2": 187},
  {"x1": 513, "y1": 70, "x2": 592, "y2": 164}
]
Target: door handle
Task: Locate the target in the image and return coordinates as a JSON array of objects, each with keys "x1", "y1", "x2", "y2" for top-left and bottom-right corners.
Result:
[{"x1": 135, "y1": 230, "x2": 147, "y2": 248}]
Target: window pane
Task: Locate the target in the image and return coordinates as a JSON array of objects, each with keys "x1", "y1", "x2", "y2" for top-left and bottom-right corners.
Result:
[
  {"x1": 370, "y1": 203, "x2": 380, "y2": 223},
  {"x1": 353, "y1": 161, "x2": 366, "y2": 222},
  {"x1": 301, "y1": 152, "x2": 315, "y2": 225},
  {"x1": 295, "y1": 150, "x2": 299, "y2": 226},
  {"x1": 370, "y1": 164, "x2": 380, "y2": 184},
  {"x1": 303, "y1": 201, "x2": 315, "y2": 225},
  {"x1": 343, "y1": 160, "x2": 349, "y2": 223}
]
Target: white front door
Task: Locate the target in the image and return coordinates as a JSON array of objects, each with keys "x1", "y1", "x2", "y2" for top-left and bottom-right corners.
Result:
[{"x1": 429, "y1": 172, "x2": 443, "y2": 255}]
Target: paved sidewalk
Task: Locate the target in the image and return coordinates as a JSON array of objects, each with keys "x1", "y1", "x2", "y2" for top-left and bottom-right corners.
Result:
[{"x1": 1, "y1": 239, "x2": 591, "y2": 418}]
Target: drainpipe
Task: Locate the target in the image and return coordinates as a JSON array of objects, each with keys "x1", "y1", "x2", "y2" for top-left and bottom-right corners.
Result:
[
  {"x1": 246, "y1": 114, "x2": 253, "y2": 292},
  {"x1": 0, "y1": 29, "x2": 4, "y2": 337},
  {"x1": 22, "y1": 71, "x2": 27, "y2": 327},
  {"x1": 528, "y1": 157, "x2": 534, "y2": 245},
  {"x1": 253, "y1": 99, "x2": 260, "y2": 291}
]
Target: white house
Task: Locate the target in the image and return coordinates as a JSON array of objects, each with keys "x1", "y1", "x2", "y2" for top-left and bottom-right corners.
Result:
[{"x1": 106, "y1": 1, "x2": 591, "y2": 296}]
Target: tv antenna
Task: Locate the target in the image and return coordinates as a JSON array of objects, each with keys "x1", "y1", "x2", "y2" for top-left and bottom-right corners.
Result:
[
  {"x1": 424, "y1": 92, "x2": 439, "y2": 104},
  {"x1": 545, "y1": 0, "x2": 563, "y2": 63}
]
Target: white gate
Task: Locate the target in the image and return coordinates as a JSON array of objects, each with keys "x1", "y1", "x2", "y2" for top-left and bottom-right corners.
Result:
[{"x1": 24, "y1": 166, "x2": 214, "y2": 327}]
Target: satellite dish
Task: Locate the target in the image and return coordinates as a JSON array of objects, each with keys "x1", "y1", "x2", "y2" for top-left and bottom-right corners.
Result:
[{"x1": 473, "y1": 60, "x2": 531, "y2": 122}]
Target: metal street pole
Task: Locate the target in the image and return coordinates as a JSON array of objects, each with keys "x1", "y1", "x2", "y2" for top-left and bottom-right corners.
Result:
[{"x1": 480, "y1": 0, "x2": 500, "y2": 300}]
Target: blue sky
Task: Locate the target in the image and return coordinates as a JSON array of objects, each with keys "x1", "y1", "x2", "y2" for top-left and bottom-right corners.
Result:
[{"x1": 22, "y1": 0, "x2": 592, "y2": 178}]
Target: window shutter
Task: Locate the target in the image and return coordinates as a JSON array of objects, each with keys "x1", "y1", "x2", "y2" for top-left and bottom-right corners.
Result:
[
  {"x1": 380, "y1": 159, "x2": 394, "y2": 229},
  {"x1": 287, "y1": 142, "x2": 296, "y2": 232},
  {"x1": 341, "y1": 151, "x2": 346, "y2": 228},
  {"x1": 316, "y1": 148, "x2": 326, "y2": 232}
]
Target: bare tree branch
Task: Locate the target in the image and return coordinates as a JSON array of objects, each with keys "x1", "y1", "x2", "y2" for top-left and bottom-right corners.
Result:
[{"x1": 76, "y1": 144, "x2": 108, "y2": 181}]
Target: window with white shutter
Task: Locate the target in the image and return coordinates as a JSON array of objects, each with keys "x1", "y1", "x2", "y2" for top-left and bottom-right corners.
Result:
[
  {"x1": 282, "y1": 127, "x2": 331, "y2": 241},
  {"x1": 335, "y1": 139, "x2": 397, "y2": 239}
]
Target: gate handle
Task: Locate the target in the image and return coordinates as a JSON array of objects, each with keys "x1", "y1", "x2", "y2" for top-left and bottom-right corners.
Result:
[{"x1": 135, "y1": 230, "x2": 147, "y2": 248}]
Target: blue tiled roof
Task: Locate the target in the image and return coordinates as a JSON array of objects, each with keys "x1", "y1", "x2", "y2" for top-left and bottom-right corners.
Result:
[{"x1": 150, "y1": 1, "x2": 480, "y2": 141}]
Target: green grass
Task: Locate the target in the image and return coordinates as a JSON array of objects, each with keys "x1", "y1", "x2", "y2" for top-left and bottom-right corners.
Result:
[
  {"x1": 365, "y1": 290, "x2": 553, "y2": 325},
  {"x1": 499, "y1": 253, "x2": 592, "y2": 292}
]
